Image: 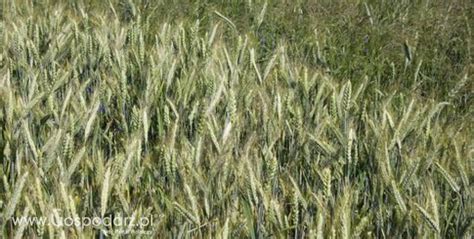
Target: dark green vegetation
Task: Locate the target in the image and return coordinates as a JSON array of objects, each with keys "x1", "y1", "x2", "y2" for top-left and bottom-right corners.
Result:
[{"x1": 1, "y1": 0, "x2": 473, "y2": 238}]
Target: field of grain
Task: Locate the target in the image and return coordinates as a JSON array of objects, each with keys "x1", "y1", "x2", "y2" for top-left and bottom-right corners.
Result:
[{"x1": 0, "y1": 0, "x2": 473, "y2": 238}]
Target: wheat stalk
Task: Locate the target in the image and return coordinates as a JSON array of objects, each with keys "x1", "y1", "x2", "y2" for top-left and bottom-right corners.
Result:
[
  {"x1": 101, "y1": 167, "x2": 112, "y2": 217},
  {"x1": 3, "y1": 172, "x2": 28, "y2": 228}
]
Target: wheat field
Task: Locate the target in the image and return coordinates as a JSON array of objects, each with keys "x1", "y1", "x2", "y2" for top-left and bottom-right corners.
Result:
[{"x1": 0, "y1": 0, "x2": 473, "y2": 238}]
